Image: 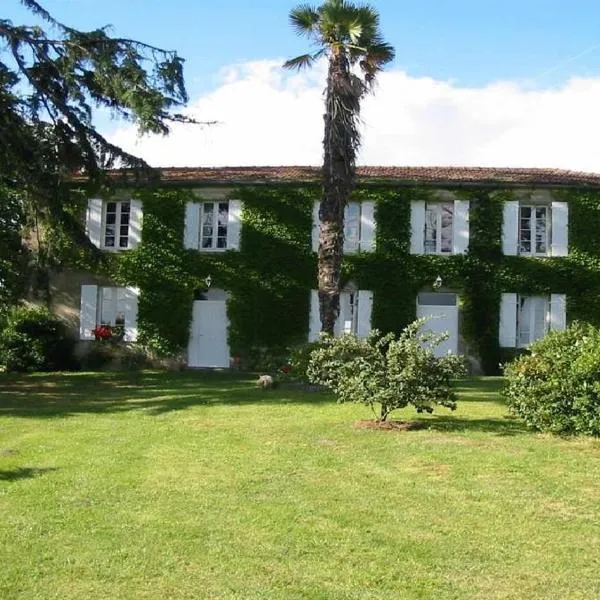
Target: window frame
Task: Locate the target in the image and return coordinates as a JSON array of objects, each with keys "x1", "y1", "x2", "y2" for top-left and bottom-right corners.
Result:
[
  {"x1": 102, "y1": 200, "x2": 131, "y2": 250},
  {"x1": 517, "y1": 295, "x2": 550, "y2": 348},
  {"x1": 199, "y1": 201, "x2": 229, "y2": 252},
  {"x1": 518, "y1": 204, "x2": 551, "y2": 257},
  {"x1": 424, "y1": 202, "x2": 454, "y2": 255},
  {"x1": 97, "y1": 287, "x2": 126, "y2": 329}
]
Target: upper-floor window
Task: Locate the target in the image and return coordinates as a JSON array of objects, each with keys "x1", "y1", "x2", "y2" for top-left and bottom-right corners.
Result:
[
  {"x1": 184, "y1": 200, "x2": 242, "y2": 251},
  {"x1": 312, "y1": 201, "x2": 376, "y2": 253},
  {"x1": 86, "y1": 198, "x2": 142, "y2": 250},
  {"x1": 519, "y1": 205, "x2": 550, "y2": 256},
  {"x1": 200, "y1": 202, "x2": 229, "y2": 250},
  {"x1": 502, "y1": 199, "x2": 568, "y2": 257},
  {"x1": 410, "y1": 198, "x2": 469, "y2": 255},
  {"x1": 104, "y1": 201, "x2": 131, "y2": 249},
  {"x1": 424, "y1": 202, "x2": 453, "y2": 255}
]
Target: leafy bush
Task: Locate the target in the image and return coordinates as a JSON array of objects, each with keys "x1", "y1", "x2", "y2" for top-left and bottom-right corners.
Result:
[
  {"x1": 307, "y1": 320, "x2": 466, "y2": 421},
  {"x1": 503, "y1": 323, "x2": 600, "y2": 435},
  {"x1": 0, "y1": 305, "x2": 76, "y2": 372}
]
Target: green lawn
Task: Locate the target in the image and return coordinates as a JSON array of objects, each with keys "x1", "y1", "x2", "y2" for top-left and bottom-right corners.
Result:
[{"x1": 1, "y1": 372, "x2": 600, "y2": 599}]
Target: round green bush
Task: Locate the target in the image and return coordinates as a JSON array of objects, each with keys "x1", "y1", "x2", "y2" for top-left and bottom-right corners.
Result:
[
  {"x1": 503, "y1": 323, "x2": 600, "y2": 435},
  {"x1": 0, "y1": 305, "x2": 76, "y2": 372}
]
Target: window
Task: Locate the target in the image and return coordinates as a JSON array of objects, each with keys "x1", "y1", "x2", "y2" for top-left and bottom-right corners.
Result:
[
  {"x1": 308, "y1": 289, "x2": 373, "y2": 341},
  {"x1": 344, "y1": 202, "x2": 361, "y2": 251},
  {"x1": 502, "y1": 199, "x2": 567, "y2": 257},
  {"x1": 424, "y1": 202, "x2": 453, "y2": 254},
  {"x1": 312, "y1": 201, "x2": 375, "y2": 253},
  {"x1": 517, "y1": 295, "x2": 549, "y2": 347},
  {"x1": 98, "y1": 287, "x2": 127, "y2": 329},
  {"x1": 339, "y1": 291, "x2": 360, "y2": 335},
  {"x1": 103, "y1": 201, "x2": 131, "y2": 249},
  {"x1": 200, "y1": 202, "x2": 229, "y2": 250},
  {"x1": 80, "y1": 284, "x2": 139, "y2": 341},
  {"x1": 519, "y1": 205, "x2": 550, "y2": 256}
]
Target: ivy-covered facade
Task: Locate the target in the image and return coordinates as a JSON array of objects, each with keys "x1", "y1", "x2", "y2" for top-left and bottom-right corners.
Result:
[{"x1": 56, "y1": 166, "x2": 600, "y2": 374}]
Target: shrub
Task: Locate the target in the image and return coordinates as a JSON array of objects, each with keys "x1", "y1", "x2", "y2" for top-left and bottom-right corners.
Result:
[
  {"x1": 0, "y1": 305, "x2": 76, "y2": 372},
  {"x1": 503, "y1": 323, "x2": 600, "y2": 435},
  {"x1": 307, "y1": 320, "x2": 466, "y2": 421}
]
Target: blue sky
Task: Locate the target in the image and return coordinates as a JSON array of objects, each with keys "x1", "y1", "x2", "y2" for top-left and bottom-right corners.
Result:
[
  {"x1": 7, "y1": 0, "x2": 600, "y2": 91},
  {"x1": 5, "y1": 1, "x2": 600, "y2": 170}
]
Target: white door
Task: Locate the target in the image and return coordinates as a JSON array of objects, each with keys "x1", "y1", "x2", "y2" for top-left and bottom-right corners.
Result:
[
  {"x1": 416, "y1": 293, "x2": 458, "y2": 357},
  {"x1": 188, "y1": 300, "x2": 230, "y2": 367}
]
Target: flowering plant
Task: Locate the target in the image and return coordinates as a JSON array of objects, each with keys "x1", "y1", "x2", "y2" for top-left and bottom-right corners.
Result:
[{"x1": 92, "y1": 325, "x2": 113, "y2": 341}]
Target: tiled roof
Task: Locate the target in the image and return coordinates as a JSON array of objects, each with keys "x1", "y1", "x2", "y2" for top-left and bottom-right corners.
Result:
[{"x1": 80, "y1": 165, "x2": 600, "y2": 188}]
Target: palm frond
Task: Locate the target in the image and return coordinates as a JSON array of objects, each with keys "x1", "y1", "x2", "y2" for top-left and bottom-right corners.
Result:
[
  {"x1": 289, "y1": 5, "x2": 320, "y2": 38},
  {"x1": 282, "y1": 53, "x2": 317, "y2": 71}
]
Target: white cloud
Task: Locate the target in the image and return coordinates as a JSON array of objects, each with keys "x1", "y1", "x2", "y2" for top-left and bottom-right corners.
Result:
[{"x1": 108, "y1": 59, "x2": 600, "y2": 172}]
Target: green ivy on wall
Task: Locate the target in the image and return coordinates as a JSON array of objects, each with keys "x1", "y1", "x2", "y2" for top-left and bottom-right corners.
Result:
[{"x1": 64, "y1": 181, "x2": 600, "y2": 374}]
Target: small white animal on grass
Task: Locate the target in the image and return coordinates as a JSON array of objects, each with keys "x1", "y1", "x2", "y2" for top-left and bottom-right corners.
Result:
[{"x1": 256, "y1": 375, "x2": 275, "y2": 389}]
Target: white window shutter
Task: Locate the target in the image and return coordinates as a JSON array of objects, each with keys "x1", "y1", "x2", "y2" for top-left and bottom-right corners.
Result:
[
  {"x1": 502, "y1": 201, "x2": 519, "y2": 256},
  {"x1": 128, "y1": 199, "x2": 143, "y2": 249},
  {"x1": 336, "y1": 291, "x2": 351, "y2": 336},
  {"x1": 360, "y1": 201, "x2": 376, "y2": 252},
  {"x1": 550, "y1": 294, "x2": 567, "y2": 331},
  {"x1": 343, "y1": 204, "x2": 359, "y2": 253},
  {"x1": 86, "y1": 199, "x2": 103, "y2": 248},
  {"x1": 123, "y1": 287, "x2": 140, "y2": 342},
  {"x1": 499, "y1": 293, "x2": 518, "y2": 348},
  {"x1": 227, "y1": 200, "x2": 242, "y2": 250},
  {"x1": 452, "y1": 200, "x2": 470, "y2": 254},
  {"x1": 410, "y1": 201, "x2": 425, "y2": 254},
  {"x1": 184, "y1": 202, "x2": 200, "y2": 249},
  {"x1": 357, "y1": 290, "x2": 373, "y2": 338},
  {"x1": 551, "y1": 201, "x2": 568, "y2": 257},
  {"x1": 312, "y1": 201, "x2": 320, "y2": 252},
  {"x1": 308, "y1": 290, "x2": 320, "y2": 342},
  {"x1": 80, "y1": 285, "x2": 98, "y2": 340}
]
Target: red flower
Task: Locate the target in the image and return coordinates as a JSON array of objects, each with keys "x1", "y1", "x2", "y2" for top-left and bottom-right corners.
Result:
[
  {"x1": 279, "y1": 364, "x2": 292, "y2": 375},
  {"x1": 92, "y1": 325, "x2": 113, "y2": 341}
]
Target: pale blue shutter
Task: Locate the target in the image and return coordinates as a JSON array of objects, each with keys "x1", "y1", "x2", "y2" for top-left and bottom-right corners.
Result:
[
  {"x1": 308, "y1": 290, "x2": 320, "y2": 341},
  {"x1": 410, "y1": 201, "x2": 425, "y2": 254},
  {"x1": 226, "y1": 200, "x2": 242, "y2": 250},
  {"x1": 502, "y1": 201, "x2": 519, "y2": 256},
  {"x1": 123, "y1": 287, "x2": 140, "y2": 342},
  {"x1": 184, "y1": 203, "x2": 200, "y2": 249},
  {"x1": 360, "y1": 201, "x2": 375, "y2": 252},
  {"x1": 128, "y1": 199, "x2": 143, "y2": 249},
  {"x1": 452, "y1": 200, "x2": 469, "y2": 254},
  {"x1": 86, "y1": 199, "x2": 103, "y2": 248},
  {"x1": 499, "y1": 293, "x2": 518, "y2": 348},
  {"x1": 551, "y1": 202, "x2": 568, "y2": 257},
  {"x1": 550, "y1": 294, "x2": 567, "y2": 331},
  {"x1": 80, "y1": 285, "x2": 98, "y2": 340},
  {"x1": 357, "y1": 290, "x2": 373, "y2": 338}
]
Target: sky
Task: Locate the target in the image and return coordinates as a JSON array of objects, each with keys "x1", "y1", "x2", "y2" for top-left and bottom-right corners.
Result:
[{"x1": 5, "y1": 0, "x2": 600, "y2": 171}]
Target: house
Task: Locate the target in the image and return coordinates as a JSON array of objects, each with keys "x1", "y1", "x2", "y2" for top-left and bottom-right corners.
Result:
[{"x1": 53, "y1": 166, "x2": 600, "y2": 374}]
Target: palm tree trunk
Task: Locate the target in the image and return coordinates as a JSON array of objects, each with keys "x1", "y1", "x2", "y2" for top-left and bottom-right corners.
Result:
[{"x1": 319, "y1": 51, "x2": 358, "y2": 335}]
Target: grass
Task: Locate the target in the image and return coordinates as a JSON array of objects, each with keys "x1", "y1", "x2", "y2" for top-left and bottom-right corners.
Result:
[{"x1": 1, "y1": 372, "x2": 600, "y2": 599}]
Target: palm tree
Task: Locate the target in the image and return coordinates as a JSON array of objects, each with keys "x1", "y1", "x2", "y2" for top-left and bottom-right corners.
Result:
[{"x1": 284, "y1": 0, "x2": 394, "y2": 335}]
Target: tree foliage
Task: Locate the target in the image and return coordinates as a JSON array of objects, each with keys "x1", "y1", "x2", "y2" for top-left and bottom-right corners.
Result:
[
  {"x1": 307, "y1": 321, "x2": 466, "y2": 422},
  {"x1": 284, "y1": 0, "x2": 394, "y2": 335},
  {"x1": 0, "y1": 0, "x2": 202, "y2": 297}
]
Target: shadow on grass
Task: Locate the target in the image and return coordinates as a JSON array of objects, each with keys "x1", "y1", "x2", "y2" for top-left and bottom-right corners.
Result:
[
  {"x1": 0, "y1": 467, "x2": 57, "y2": 482},
  {"x1": 413, "y1": 414, "x2": 527, "y2": 436},
  {"x1": 0, "y1": 371, "x2": 334, "y2": 418}
]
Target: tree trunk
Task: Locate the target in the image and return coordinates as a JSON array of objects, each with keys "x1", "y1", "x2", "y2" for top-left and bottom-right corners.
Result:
[{"x1": 319, "y1": 51, "x2": 358, "y2": 335}]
